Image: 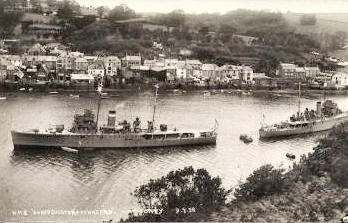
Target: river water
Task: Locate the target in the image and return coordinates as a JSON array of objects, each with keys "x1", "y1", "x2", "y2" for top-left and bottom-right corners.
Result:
[{"x1": 1, "y1": 90, "x2": 348, "y2": 222}]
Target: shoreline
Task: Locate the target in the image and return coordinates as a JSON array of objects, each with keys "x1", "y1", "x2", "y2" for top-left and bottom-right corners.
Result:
[{"x1": 1, "y1": 86, "x2": 348, "y2": 96}]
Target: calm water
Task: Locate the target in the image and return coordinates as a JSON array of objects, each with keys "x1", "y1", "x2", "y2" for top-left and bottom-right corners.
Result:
[{"x1": 1, "y1": 91, "x2": 348, "y2": 222}]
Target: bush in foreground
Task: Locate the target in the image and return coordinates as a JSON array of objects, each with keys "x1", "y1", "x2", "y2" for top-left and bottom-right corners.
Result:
[
  {"x1": 123, "y1": 166, "x2": 229, "y2": 222},
  {"x1": 234, "y1": 164, "x2": 288, "y2": 201}
]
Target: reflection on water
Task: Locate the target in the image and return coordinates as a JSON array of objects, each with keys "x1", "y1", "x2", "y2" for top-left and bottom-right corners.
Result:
[{"x1": 1, "y1": 91, "x2": 347, "y2": 222}]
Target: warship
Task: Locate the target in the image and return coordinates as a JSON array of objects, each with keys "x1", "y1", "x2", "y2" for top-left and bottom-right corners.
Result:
[
  {"x1": 259, "y1": 83, "x2": 348, "y2": 138},
  {"x1": 11, "y1": 85, "x2": 217, "y2": 150}
]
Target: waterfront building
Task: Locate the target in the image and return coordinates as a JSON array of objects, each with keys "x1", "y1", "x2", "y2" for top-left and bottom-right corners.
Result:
[
  {"x1": 220, "y1": 65, "x2": 241, "y2": 80},
  {"x1": 185, "y1": 59, "x2": 202, "y2": 70},
  {"x1": 121, "y1": 55, "x2": 142, "y2": 67},
  {"x1": 103, "y1": 56, "x2": 121, "y2": 77},
  {"x1": 164, "y1": 59, "x2": 179, "y2": 67},
  {"x1": 85, "y1": 56, "x2": 98, "y2": 65},
  {"x1": 239, "y1": 65, "x2": 254, "y2": 84},
  {"x1": 304, "y1": 66, "x2": 321, "y2": 79},
  {"x1": 88, "y1": 60, "x2": 105, "y2": 79},
  {"x1": 294, "y1": 67, "x2": 306, "y2": 79},
  {"x1": 202, "y1": 64, "x2": 219, "y2": 79},
  {"x1": 277, "y1": 63, "x2": 297, "y2": 77},
  {"x1": 56, "y1": 54, "x2": 75, "y2": 73},
  {"x1": 74, "y1": 57, "x2": 89, "y2": 72},
  {"x1": 331, "y1": 72, "x2": 348, "y2": 88}
]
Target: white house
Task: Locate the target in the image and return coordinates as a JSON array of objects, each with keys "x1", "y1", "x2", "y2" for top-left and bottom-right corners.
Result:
[
  {"x1": 201, "y1": 64, "x2": 219, "y2": 79},
  {"x1": 220, "y1": 65, "x2": 240, "y2": 80},
  {"x1": 75, "y1": 57, "x2": 89, "y2": 72},
  {"x1": 331, "y1": 72, "x2": 348, "y2": 88},
  {"x1": 239, "y1": 65, "x2": 254, "y2": 84},
  {"x1": 88, "y1": 60, "x2": 105, "y2": 78},
  {"x1": 122, "y1": 55, "x2": 141, "y2": 67},
  {"x1": 103, "y1": 56, "x2": 121, "y2": 76}
]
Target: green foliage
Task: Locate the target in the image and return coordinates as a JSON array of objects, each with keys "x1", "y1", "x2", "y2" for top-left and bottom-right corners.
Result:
[
  {"x1": 108, "y1": 4, "x2": 136, "y2": 22},
  {"x1": 330, "y1": 157, "x2": 348, "y2": 188},
  {"x1": 234, "y1": 164, "x2": 287, "y2": 201},
  {"x1": 57, "y1": 0, "x2": 80, "y2": 19},
  {"x1": 149, "y1": 10, "x2": 186, "y2": 28},
  {"x1": 125, "y1": 166, "x2": 228, "y2": 222}
]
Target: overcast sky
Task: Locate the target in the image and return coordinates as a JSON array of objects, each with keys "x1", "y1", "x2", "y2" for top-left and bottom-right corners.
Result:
[{"x1": 75, "y1": 0, "x2": 348, "y2": 13}]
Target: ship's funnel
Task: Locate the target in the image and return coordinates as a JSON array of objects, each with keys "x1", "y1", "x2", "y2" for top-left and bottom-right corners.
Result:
[
  {"x1": 107, "y1": 110, "x2": 116, "y2": 126},
  {"x1": 317, "y1": 101, "x2": 322, "y2": 116}
]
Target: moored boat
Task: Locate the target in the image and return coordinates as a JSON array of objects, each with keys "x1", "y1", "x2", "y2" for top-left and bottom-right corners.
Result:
[
  {"x1": 11, "y1": 85, "x2": 217, "y2": 150},
  {"x1": 260, "y1": 82, "x2": 348, "y2": 139},
  {"x1": 240, "y1": 134, "x2": 253, "y2": 143}
]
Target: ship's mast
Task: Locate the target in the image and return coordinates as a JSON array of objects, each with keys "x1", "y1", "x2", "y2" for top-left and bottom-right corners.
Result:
[
  {"x1": 298, "y1": 81, "x2": 301, "y2": 114},
  {"x1": 95, "y1": 81, "x2": 103, "y2": 132},
  {"x1": 95, "y1": 56, "x2": 105, "y2": 133},
  {"x1": 152, "y1": 84, "x2": 159, "y2": 129}
]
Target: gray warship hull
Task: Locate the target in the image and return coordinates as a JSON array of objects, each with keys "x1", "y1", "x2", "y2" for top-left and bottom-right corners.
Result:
[
  {"x1": 259, "y1": 113, "x2": 348, "y2": 138},
  {"x1": 11, "y1": 131, "x2": 217, "y2": 150}
]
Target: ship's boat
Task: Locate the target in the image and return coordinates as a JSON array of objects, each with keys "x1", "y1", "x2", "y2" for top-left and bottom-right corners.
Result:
[
  {"x1": 11, "y1": 85, "x2": 217, "y2": 150},
  {"x1": 240, "y1": 134, "x2": 253, "y2": 143},
  {"x1": 286, "y1": 153, "x2": 296, "y2": 159}
]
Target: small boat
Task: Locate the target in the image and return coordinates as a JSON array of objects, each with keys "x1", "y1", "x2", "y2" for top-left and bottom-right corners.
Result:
[
  {"x1": 203, "y1": 91, "x2": 211, "y2": 97},
  {"x1": 61, "y1": 146, "x2": 78, "y2": 154},
  {"x1": 240, "y1": 134, "x2": 253, "y2": 143},
  {"x1": 286, "y1": 153, "x2": 296, "y2": 159},
  {"x1": 70, "y1": 94, "x2": 79, "y2": 98},
  {"x1": 49, "y1": 91, "x2": 59, "y2": 94},
  {"x1": 0, "y1": 96, "x2": 7, "y2": 100},
  {"x1": 19, "y1": 88, "x2": 26, "y2": 91},
  {"x1": 173, "y1": 89, "x2": 183, "y2": 95},
  {"x1": 28, "y1": 88, "x2": 33, "y2": 92}
]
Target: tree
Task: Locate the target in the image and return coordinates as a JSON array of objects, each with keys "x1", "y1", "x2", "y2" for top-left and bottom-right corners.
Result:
[
  {"x1": 96, "y1": 6, "x2": 106, "y2": 18},
  {"x1": 125, "y1": 166, "x2": 228, "y2": 222},
  {"x1": 108, "y1": 4, "x2": 136, "y2": 22},
  {"x1": 219, "y1": 24, "x2": 236, "y2": 43},
  {"x1": 193, "y1": 46, "x2": 216, "y2": 62},
  {"x1": 234, "y1": 164, "x2": 287, "y2": 201},
  {"x1": 57, "y1": 0, "x2": 80, "y2": 19},
  {"x1": 165, "y1": 9, "x2": 185, "y2": 27}
]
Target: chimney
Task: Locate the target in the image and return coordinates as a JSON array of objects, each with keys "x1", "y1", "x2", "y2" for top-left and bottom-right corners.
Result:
[
  {"x1": 107, "y1": 110, "x2": 116, "y2": 126},
  {"x1": 316, "y1": 101, "x2": 322, "y2": 116}
]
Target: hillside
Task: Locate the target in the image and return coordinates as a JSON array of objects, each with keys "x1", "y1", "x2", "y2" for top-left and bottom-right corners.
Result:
[{"x1": 285, "y1": 12, "x2": 348, "y2": 35}]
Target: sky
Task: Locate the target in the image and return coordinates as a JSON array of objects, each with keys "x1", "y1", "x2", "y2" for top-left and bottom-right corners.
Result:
[{"x1": 75, "y1": 0, "x2": 348, "y2": 14}]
